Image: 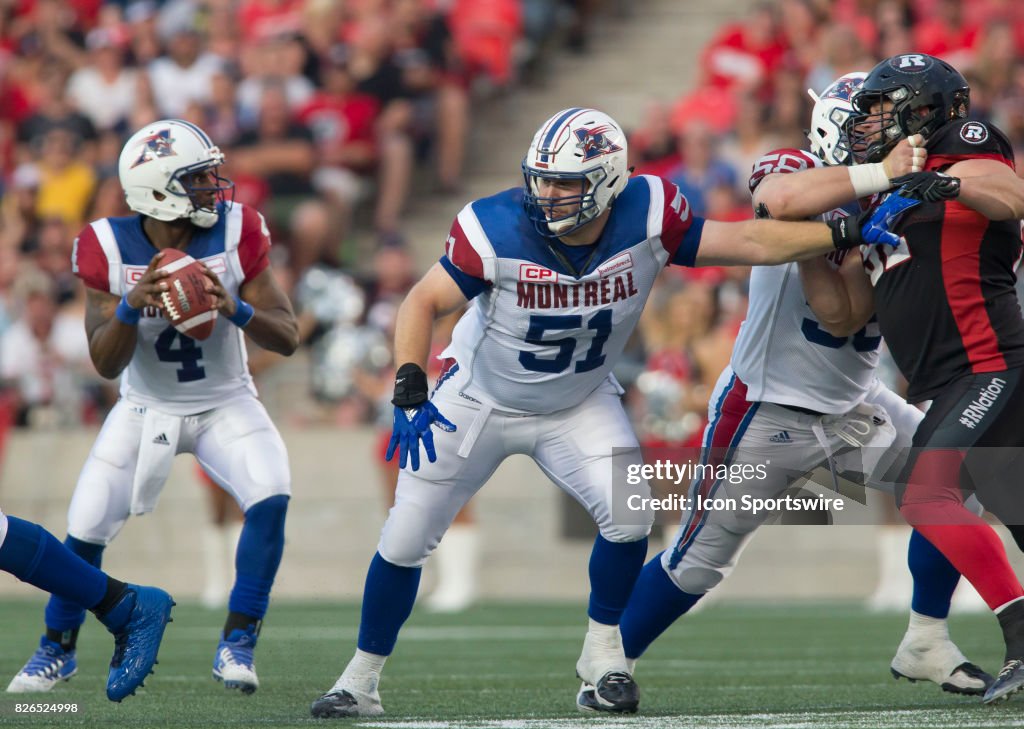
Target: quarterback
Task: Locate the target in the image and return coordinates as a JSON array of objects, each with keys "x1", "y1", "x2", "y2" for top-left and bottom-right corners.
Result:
[
  {"x1": 7, "y1": 119, "x2": 298, "y2": 696},
  {"x1": 310, "y1": 107, "x2": 914, "y2": 717},
  {"x1": 611, "y1": 72, "x2": 992, "y2": 709}
]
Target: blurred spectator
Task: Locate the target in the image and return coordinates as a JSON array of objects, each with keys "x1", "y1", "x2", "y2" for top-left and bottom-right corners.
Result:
[
  {"x1": 236, "y1": 33, "x2": 314, "y2": 124},
  {"x1": 148, "y1": 21, "x2": 222, "y2": 117},
  {"x1": 67, "y1": 28, "x2": 137, "y2": 132},
  {"x1": 18, "y1": 64, "x2": 96, "y2": 161},
  {"x1": 34, "y1": 128, "x2": 96, "y2": 229},
  {"x1": 0, "y1": 266, "x2": 94, "y2": 427},
  {"x1": 665, "y1": 122, "x2": 737, "y2": 218},
  {"x1": 699, "y1": 2, "x2": 786, "y2": 91},
  {"x1": 719, "y1": 94, "x2": 778, "y2": 198},
  {"x1": 232, "y1": 80, "x2": 316, "y2": 232},
  {"x1": 628, "y1": 101, "x2": 681, "y2": 178}
]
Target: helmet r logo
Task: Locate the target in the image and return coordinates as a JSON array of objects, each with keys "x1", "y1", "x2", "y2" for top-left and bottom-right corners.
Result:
[
  {"x1": 890, "y1": 54, "x2": 931, "y2": 73},
  {"x1": 959, "y1": 121, "x2": 989, "y2": 145},
  {"x1": 131, "y1": 129, "x2": 177, "y2": 169},
  {"x1": 574, "y1": 126, "x2": 623, "y2": 161}
]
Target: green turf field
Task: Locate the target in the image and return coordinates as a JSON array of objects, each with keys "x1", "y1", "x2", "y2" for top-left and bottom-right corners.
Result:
[{"x1": 0, "y1": 599, "x2": 1021, "y2": 728}]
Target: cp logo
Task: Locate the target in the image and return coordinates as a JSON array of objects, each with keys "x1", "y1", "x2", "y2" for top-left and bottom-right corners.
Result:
[{"x1": 959, "y1": 122, "x2": 989, "y2": 145}]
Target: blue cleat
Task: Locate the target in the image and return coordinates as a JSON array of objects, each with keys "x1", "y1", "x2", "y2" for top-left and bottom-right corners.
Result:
[
  {"x1": 99, "y1": 585, "x2": 174, "y2": 702},
  {"x1": 6, "y1": 637, "x2": 77, "y2": 693},
  {"x1": 212, "y1": 627, "x2": 259, "y2": 694},
  {"x1": 983, "y1": 659, "x2": 1024, "y2": 704}
]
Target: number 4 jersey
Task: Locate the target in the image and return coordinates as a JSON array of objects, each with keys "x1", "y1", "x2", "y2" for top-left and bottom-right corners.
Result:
[
  {"x1": 439, "y1": 175, "x2": 703, "y2": 414},
  {"x1": 71, "y1": 202, "x2": 270, "y2": 415},
  {"x1": 731, "y1": 148, "x2": 880, "y2": 414}
]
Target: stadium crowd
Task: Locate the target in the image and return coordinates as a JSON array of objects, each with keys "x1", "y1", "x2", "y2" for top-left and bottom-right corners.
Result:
[{"x1": 2, "y1": 0, "x2": 1024, "y2": 450}]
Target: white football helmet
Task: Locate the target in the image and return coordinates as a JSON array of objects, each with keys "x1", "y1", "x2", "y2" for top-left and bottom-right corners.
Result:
[
  {"x1": 118, "y1": 119, "x2": 233, "y2": 228},
  {"x1": 806, "y1": 72, "x2": 867, "y2": 166},
  {"x1": 522, "y1": 108, "x2": 629, "y2": 237}
]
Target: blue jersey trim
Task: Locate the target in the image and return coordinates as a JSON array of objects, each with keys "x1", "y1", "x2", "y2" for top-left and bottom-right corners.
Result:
[
  {"x1": 470, "y1": 178, "x2": 652, "y2": 278},
  {"x1": 672, "y1": 216, "x2": 705, "y2": 267},
  {"x1": 440, "y1": 255, "x2": 489, "y2": 300},
  {"x1": 105, "y1": 204, "x2": 231, "y2": 265}
]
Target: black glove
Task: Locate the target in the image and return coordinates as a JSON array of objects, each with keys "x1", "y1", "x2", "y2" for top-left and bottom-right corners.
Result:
[
  {"x1": 391, "y1": 362, "x2": 429, "y2": 407},
  {"x1": 888, "y1": 171, "x2": 961, "y2": 202}
]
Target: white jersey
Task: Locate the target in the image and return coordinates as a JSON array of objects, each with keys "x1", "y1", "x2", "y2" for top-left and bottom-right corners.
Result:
[
  {"x1": 438, "y1": 175, "x2": 704, "y2": 414},
  {"x1": 71, "y1": 202, "x2": 272, "y2": 416},
  {"x1": 731, "y1": 148, "x2": 881, "y2": 414}
]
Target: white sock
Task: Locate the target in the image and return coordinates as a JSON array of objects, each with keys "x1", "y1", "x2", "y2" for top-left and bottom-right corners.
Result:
[
  {"x1": 336, "y1": 650, "x2": 387, "y2": 693},
  {"x1": 587, "y1": 618, "x2": 621, "y2": 646},
  {"x1": 905, "y1": 610, "x2": 950, "y2": 641},
  {"x1": 626, "y1": 657, "x2": 637, "y2": 675}
]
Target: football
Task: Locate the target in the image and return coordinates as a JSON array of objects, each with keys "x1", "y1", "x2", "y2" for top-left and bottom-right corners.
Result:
[{"x1": 157, "y1": 248, "x2": 218, "y2": 340}]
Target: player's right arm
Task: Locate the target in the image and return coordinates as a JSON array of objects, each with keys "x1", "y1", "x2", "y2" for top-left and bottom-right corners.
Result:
[
  {"x1": 80, "y1": 251, "x2": 170, "y2": 379},
  {"x1": 751, "y1": 138, "x2": 922, "y2": 220},
  {"x1": 393, "y1": 263, "x2": 470, "y2": 371},
  {"x1": 798, "y1": 250, "x2": 874, "y2": 336}
]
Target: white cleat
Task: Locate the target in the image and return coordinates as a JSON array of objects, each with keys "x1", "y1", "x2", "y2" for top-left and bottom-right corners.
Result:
[
  {"x1": 6, "y1": 638, "x2": 77, "y2": 693},
  {"x1": 891, "y1": 635, "x2": 993, "y2": 695},
  {"x1": 575, "y1": 622, "x2": 639, "y2": 713}
]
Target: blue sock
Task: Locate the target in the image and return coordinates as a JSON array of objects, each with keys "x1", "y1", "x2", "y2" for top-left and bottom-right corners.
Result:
[
  {"x1": 0, "y1": 518, "x2": 106, "y2": 612},
  {"x1": 357, "y1": 552, "x2": 421, "y2": 656},
  {"x1": 620, "y1": 552, "x2": 703, "y2": 660},
  {"x1": 588, "y1": 535, "x2": 648, "y2": 625},
  {"x1": 229, "y1": 495, "x2": 288, "y2": 620},
  {"x1": 909, "y1": 528, "x2": 961, "y2": 619},
  {"x1": 43, "y1": 536, "x2": 105, "y2": 632}
]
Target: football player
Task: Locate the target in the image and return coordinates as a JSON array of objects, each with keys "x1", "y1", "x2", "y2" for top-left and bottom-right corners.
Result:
[
  {"x1": 309, "y1": 107, "x2": 915, "y2": 718},
  {"x1": 609, "y1": 72, "x2": 993, "y2": 708},
  {"x1": 809, "y1": 54, "x2": 1024, "y2": 703},
  {"x1": 0, "y1": 508, "x2": 173, "y2": 701},
  {"x1": 6, "y1": 119, "x2": 298, "y2": 696}
]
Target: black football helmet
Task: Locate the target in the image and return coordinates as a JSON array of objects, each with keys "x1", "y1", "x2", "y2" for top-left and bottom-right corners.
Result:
[{"x1": 846, "y1": 53, "x2": 970, "y2": 163}]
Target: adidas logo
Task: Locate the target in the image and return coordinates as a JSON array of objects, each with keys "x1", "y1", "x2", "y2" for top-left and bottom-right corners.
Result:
[
  {"x1": 769, "y1": 431, "x2": 792, "y2": 443},
  {"x1": 152, "y1": 433, "x2": 170, "y2": 445}
]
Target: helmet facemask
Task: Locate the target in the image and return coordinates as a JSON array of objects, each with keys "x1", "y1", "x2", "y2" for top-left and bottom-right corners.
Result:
[
  {"x1": 522, "y1": 163, "x2": 609, "y2": 237},
  {"x1": 170, "y1": 155, "x2": 235, "y2": 228}
]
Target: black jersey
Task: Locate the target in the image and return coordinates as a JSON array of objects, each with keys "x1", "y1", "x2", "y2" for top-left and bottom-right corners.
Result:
[{"x1": 863, "y1": 119, "x2": 1024, "y2": 403}]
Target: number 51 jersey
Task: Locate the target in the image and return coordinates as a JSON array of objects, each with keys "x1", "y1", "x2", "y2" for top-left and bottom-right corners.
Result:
[
  {"x1": 438, "y1": 175, "x2": 703, "y2": 414},
  {"x1": 71, "y1": 202, "x2": 271, "y2": 416}
]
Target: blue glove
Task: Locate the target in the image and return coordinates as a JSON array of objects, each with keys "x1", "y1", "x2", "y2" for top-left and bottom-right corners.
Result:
[
  {"x1": 861, "y1": 192, "x2": 921, "y2": 246},
  {"x1": 385, "y1": 402, "x2": 457, "y2": 471},
  {"x1": 828, "y1": 192, "x2": 921, "y2": 249}
]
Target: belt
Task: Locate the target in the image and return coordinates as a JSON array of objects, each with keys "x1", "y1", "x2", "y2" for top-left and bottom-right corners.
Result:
[{"x1": 775, "y1": 402, "x2": 826, "y2": 417}]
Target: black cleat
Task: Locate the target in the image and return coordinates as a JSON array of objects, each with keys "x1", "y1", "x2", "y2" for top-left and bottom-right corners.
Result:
[
  {"x1": 310, "y1": 688, "x2": 383, "y2": 718},
  {"x1": 983, "y1": 659, "x2": 1024, "y2": 704},
  {"x1": 575, "y1": 672, "x2": 639, "y2": 713}
]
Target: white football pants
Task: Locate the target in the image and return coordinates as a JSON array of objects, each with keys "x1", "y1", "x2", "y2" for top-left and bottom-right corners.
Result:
[
  {"x1": 66, "y1": 396, "x2": 291, "y2": 545},
  {"x1": 379, "y1": 378, "x2": 653, "y2": 567},
  {"x1": 661, "y1": 367, "x2": 922, "y2": 595}
]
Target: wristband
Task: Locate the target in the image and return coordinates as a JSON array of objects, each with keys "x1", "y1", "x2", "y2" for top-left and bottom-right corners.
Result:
[
  {"x1": 828, "y1": 216, "x2": 861, "y2": 250},
  {"x1": 392, "y1": 363, "x2": 429, "y2": 407},
  {"x1": 227, "y1": 297, "x2": 255, "y2": 328},
  {"x1": 848, "y1": 163, "x2": 890, "y2": 198},
  {"x1": 115, "y1": 295, "x2": 141, "y2": 325}
]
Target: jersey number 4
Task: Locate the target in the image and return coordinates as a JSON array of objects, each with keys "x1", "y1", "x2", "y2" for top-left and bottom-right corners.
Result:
[
  {"x1": 155, "y1": 326, "x2": 206, "y2": 382},
  {"x1": 519, "y1": 309, "x2": 612, "y2": 373}
]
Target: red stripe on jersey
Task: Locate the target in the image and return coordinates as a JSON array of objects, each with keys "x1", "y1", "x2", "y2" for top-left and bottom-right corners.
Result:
[
  {"x1": 940, "y1": 202, "x2": 1007, "y2": 372},
  {"x1": 445, "y1": 218, "x2": 486, "y2": 280},
  {"x1": 238, "y1": 205, "x2": 271, "y2": 282},
  {"x1": 72, "y1": 224, "x2": 110, "y2": 292},
  {"x1": 927, "y1": 153, "x2": 1014, "y2": 172},
  {"x1": 659, "y1": 178, "x2": 692, "y2": 260},
  {"x1": 678, "y1": 376, "x2": 752, "y2": 548}
]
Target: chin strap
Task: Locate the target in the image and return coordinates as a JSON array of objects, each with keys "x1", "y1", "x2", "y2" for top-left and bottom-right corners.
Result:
[{"x1": 189, "y1": 207, "x2": 219, "y2": 228}]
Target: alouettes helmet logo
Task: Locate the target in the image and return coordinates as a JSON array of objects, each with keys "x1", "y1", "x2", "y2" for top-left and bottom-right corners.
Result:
[
  {"x1": 574, "y1": 126, "x2": 623, "y2": 161},
  {"x1": 131, "y1": 129, "x2": 177, "y2": 169}
]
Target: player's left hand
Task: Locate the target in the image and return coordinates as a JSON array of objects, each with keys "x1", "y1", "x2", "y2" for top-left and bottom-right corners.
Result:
[
  {"x1": 889, "y1": 171, "x2": 961, "y2": 202},
  {"x1": 200, "y1": 265, "x2": 237, "y2": 318},
  {"x1": 386, "y1": 402, "x2": 457, "y2": 471},
  {"x1": 828, "y1": 193, "x2": 921, "y2": 249},
  {"x1": 861, "y1": 192, "x2": 921, "y2": 246}
]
